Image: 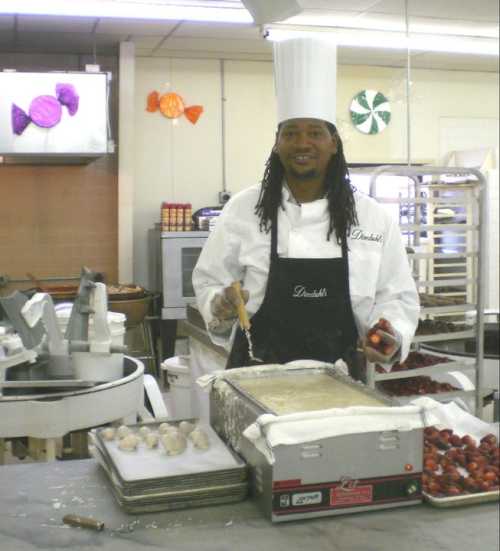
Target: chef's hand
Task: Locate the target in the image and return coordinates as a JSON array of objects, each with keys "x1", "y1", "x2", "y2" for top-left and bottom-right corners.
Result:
[
  {"x1": 363, "y1": 319, "x2": 401, "y2": 363},
  {"x1": 210, "y1": 284, "x2": 249, "y2": 322}
]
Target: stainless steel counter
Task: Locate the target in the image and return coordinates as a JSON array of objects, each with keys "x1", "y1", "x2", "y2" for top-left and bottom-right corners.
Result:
[{"x1": 0, "y1": 458, "x2": 498, "y2": 551}]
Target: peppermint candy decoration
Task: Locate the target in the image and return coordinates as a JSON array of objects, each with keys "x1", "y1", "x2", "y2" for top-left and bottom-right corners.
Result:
[{"x1": 350, "y1": 90, "x2": 391, "y2": 134}]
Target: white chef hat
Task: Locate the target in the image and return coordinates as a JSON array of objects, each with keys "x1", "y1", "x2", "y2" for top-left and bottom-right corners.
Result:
[{"x1": 273, "y1": 36, "x2": 337, "y2": 125}]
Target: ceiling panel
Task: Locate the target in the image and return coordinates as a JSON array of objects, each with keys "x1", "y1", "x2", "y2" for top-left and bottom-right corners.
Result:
[
  {"x1": 286, "y1": 10, "x2": 394, "y2": 28},
  {"x1": 172, "y1": 21, "x2": 260, "y2": 39},
  {"x1": 16, "y1": 15, "x2": 97, "y2": 33},
  {"x1": 95, "y1": 18, "x2": 180, "y2": 35},
  {"x1": 130, "y1": 35, "x2": 167, "y2": 48},
  {"x1": 338, "y1": 45, "x2": 408, "y2": 66},
  {"x1": 0, "y1": 1, "x2": 497, "y2": 73},
  {"x1": 349, "y1": 12, "x2": 405, "y2": 31},
  {"x1": 410, "y1": 51, "x2": 500, "y2": 72},
  {"x1": 338, "y1": 50, "x2": 499, "y2": 72},
  {"x1": 405, "y1": 0, "x2": 499, "y2": 22},
  {"x1": 298, "y1": 1, "x2": 401, "y2": 12},
  {"x1": 12, "y1": 31, "x2": 125, "y2": 54},
  {"x1": 408, "y1": 17, "x2": 499, "y2": 37},
  {"x1": 298, "y1": 0, "x2": 499, "y2": 23},
  {"x1": 153, "y1": 36, "x2": 271, "y2": 55},
  {"x1": 165, "y1": 0, "x2": 243, "y2": 5},
  {"x1": 287, "y1": 10, "x2": 497, "y2": 37},
  {"x1": 135, "y1": 48, "x2": 157, "y2": 56}
]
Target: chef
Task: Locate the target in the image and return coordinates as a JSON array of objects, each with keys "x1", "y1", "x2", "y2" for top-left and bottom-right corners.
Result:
[{"x1": 193, "y1": 37, "x2": 419, "y2": 371}]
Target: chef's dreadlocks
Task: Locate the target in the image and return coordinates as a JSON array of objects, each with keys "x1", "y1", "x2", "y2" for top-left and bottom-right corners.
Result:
[{"x1": 255, "y1": 122, "x2": 358, "y2": 245}]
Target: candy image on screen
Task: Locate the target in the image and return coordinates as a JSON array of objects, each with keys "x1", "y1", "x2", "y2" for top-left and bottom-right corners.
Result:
[{"x1": 12, "y1": 82, "x2": 80, "y2": 135}]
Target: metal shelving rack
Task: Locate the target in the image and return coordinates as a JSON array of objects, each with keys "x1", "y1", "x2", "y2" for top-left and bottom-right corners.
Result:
[{"x1": 364, "y1": 165, "x2": 486, "y2": 418}]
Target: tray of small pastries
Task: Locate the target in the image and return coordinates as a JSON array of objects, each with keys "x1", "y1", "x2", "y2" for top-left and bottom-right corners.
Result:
[{"x1": 89, "y1": 419, "x2": 248, "y2": 513}]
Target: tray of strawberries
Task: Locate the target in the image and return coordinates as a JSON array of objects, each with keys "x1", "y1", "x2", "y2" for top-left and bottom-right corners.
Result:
[{"x1": 422, "y1": 425, "x2": 499, "y2": 507}]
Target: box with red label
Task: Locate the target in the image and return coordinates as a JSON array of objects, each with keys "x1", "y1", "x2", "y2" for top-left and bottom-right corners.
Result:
[{"x1": 258, "y1": 430, "x2": 423, "y2": 522}]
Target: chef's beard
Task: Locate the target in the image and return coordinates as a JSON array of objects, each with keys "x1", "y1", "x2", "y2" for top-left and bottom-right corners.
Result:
[{"x1": 289, "y1": 167, "x2": 318, "y2": 180}]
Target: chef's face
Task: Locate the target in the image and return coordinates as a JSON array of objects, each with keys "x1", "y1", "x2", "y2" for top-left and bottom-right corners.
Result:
[{"x1": 276, "y1": 118, "x2": 337, "y2": 181}]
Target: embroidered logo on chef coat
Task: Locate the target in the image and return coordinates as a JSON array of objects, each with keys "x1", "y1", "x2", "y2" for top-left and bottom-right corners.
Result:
[
  {"x1": 350, "y1": 228, "x2": 383, "y2": 243},
  {"x1": 292, "y1": 285, "x2": 328, "y2": 298}
]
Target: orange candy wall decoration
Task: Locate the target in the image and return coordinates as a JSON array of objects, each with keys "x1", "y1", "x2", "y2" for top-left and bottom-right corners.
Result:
[{"x1": 146, "y1": 90, "x2": 203, "y2": 124}]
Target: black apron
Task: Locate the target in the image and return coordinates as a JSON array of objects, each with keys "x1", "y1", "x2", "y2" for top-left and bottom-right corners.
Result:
[{"x1": 227, "y1": 210, "x2": 358, "y2": 368}]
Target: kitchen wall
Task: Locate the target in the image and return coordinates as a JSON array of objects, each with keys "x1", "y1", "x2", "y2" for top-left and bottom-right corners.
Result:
[
  {"x1": 133, "y1": 55, "x2": 499, "y2": 287},
  {"x1": 0, "y1": 53, "x2": 119, "y2": 295},
  {"x1": 1, "y1": 51, "x2": 497, "y2": 293}
]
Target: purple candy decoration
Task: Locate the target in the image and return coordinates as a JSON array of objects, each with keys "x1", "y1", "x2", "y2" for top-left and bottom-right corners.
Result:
[
  {"x1": 56, "y1": 83, "x2": 79, "y2": 116},
  {"x1": 11, "y1": 104, "x2": 31, "y2": 135},
  {"x1": 29, "y1": 95, "x2": 62, "y2": 128}
]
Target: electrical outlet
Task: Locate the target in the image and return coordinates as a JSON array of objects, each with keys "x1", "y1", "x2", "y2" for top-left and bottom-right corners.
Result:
[{"x1": 218, "y1": 190, "x2": 232, "y2": 204}]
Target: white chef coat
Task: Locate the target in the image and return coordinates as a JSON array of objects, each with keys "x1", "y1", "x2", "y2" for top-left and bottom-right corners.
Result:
[{"x1": 193, "y1": 183, "x2": 420, "y2": 361}]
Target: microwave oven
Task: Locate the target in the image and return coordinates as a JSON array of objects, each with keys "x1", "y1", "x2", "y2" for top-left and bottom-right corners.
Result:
[{"x1": 152, "y1": 230, "x2": 209, "y2": 320}]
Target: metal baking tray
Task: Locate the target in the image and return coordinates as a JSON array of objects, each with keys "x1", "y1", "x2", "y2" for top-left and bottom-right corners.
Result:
[
  {"x1": 423, "y1": 489, "x2": 500, "y2": 508},
  {"x1": 109, "y1": 485, "x2": 249, "y2": 514},
  {"x1": 90, "y1": 440, "x2": 247, "y2": 514},
  {"x1": 92, "y1": 421, "x2": 246, "y2": 484},
  {"x1": 89, "y1": 420, "x2": 248, "y2": 512}
]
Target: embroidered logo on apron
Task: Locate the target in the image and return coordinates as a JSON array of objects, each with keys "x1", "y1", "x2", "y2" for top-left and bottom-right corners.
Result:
[
  {"x1": 292, "y1": 285, "x2": 328, "y2": 298},
  {"x1": 350, "y1": 228, "x2": 383, "y2": 243}
]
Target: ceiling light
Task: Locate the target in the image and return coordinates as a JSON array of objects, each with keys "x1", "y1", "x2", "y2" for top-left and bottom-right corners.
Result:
[
  {"x1": 263, "y1": 27, "x2": 499, "y2": 56},
  {"x1": 285, "y1": 14, "x2": 499, "y2": 40},
  {"x1": 409, "y1": 35, "x2": 498, "y2": 56},
  {"x1": 0, "y1": 0, "x2": 253, "y2": 23}
]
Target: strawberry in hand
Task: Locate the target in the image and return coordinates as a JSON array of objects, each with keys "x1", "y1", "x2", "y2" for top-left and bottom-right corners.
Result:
[{"x1": 364, "y1": 318, "x2": 401, "y2": 363}]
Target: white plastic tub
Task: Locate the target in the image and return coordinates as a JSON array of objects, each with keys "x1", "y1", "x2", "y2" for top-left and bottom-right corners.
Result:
[
  {"x1": 161, "y1": 355, "x2": 195, "y2": 419},
  {"x1": 188, "y1": 339, "x2": 227, "y2": 421},
  {"x1": 55, "y1": 303, "x2": 126, "y2": 382},
  {"x1": 55, "y1": 303, "x2": 126, "y2": 346}
]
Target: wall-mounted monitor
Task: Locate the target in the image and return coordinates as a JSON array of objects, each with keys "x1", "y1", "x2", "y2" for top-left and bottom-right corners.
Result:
[{"x1": 0, "y1": 71, "x2": 109, "y2": 160}]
